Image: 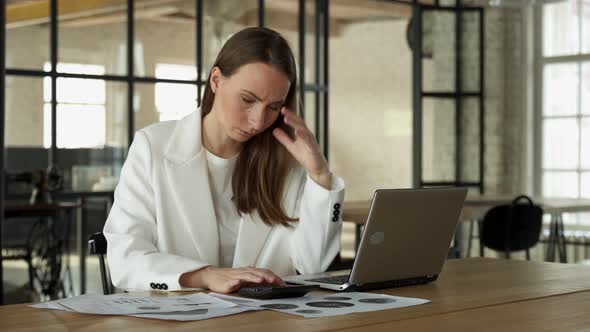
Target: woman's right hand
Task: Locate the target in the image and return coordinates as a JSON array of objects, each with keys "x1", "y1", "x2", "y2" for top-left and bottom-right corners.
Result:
[{"x1": 180, "y1": 266, "x2": 286, "y2": 294}]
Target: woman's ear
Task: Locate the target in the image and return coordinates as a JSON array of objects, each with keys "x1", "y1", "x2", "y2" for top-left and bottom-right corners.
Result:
[{"x1": 210, "y1": 66, "x2": 222, "y2": 93}]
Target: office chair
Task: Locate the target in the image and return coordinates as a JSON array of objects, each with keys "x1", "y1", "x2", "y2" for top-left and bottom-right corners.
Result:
[
  {"x1": 88, "y1": 232, "x2": 113, "y2": 295},
  {"x1": 480, "y1": 195, "x2": 543, "y2": 260}
]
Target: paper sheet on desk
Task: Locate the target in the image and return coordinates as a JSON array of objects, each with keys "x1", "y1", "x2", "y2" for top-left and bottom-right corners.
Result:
[
  {"x1": 212, "y1": 292, "x2": 430, "y2": 318},
  {"x1": 31, "y1": 300, "x2": 73, "y2": 311},
  {"x1": 31, "y1": 293, "x2": 105, "y2": 311},
  {"x1": 210, "y1": 292, "x2": 264, "y2": 305},
  {"x1": 127, "y1": 288, "x2": 266, "y2": 321},
  {"x1": 30, "y1": 293, "x2": 261, "y2": 321},
  {"x1": 33, "y1": 293, "x2": 234, "y2": 315},
  {"x1": 131, "y1": 305, "x2": 262, "y2": 321},
  {"x1": 30, "y1": 292, "x2": 429, "y2": 320}
]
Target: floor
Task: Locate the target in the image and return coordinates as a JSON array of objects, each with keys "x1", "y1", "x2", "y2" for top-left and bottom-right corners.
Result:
[{"x1": 3, "y1": 254, "x2": 104, "y2": 304}]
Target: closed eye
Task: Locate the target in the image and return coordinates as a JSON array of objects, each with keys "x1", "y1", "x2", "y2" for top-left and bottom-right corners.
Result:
[{"x1": 241, "y1": 96, "x2": 255, "y2": 104}]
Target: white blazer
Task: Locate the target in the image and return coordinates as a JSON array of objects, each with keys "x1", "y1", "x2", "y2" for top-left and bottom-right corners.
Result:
[{"x1": 103, "y1": 109, "x2": 345, "y2": 291}]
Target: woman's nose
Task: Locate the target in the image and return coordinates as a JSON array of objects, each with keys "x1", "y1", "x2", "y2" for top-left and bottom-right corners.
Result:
[{"x1": 248, "y1": 107, "x2": 265, "y2": 132}]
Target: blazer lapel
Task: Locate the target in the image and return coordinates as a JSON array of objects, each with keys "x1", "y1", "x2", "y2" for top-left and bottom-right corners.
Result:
[
  {"x1": 233, "y1": 212, "x2": 273, "y2": 267},
  {"x1": 163, "y1": 110, "x2": 220, "y2": 266}
]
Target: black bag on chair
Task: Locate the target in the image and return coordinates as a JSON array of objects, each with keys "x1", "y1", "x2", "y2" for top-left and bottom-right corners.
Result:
[{"x1": 480, "y1": 195, "x2": 543, "y2": 259}]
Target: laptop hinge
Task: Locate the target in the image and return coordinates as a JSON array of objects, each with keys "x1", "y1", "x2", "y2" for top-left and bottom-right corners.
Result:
[{"x1": 345, "y1": 275, "x2": 438, "y2": 292}]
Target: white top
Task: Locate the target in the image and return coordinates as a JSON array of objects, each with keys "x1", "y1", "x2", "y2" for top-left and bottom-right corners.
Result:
[{"x1": 205, "y1": 149, "x2": 240, "y2": 268}]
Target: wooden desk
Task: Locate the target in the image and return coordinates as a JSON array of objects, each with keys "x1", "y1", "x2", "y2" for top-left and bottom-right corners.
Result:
[
  {"x1": 1, "y1": 258, "x2": 589, "y2": 331},
  {"x1": 342, "y1": 196, "x2": 590, "y2": 262},
  {"x1": 344, "y1": 291, "x2": 590, "y2": 331}
]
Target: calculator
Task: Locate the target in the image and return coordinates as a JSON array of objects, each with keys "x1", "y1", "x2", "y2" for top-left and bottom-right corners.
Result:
[{"x1": 237, "y1": 284, "x2": 320, "y2": 300}]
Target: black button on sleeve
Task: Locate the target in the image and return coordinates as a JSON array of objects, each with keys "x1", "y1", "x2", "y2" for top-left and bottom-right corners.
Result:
[
  {"x1": 332, "y1": 216, "x2": 339, "y2": 222},
  {"x1": 334, "y1": 203, "x2": 341, "y2": 209},
  {"x1": 150, "y1": 282, "x2": 156, "y2": 289},
  {"x1": 162, "y1": 283, "x2": 168, "y2": 290}
]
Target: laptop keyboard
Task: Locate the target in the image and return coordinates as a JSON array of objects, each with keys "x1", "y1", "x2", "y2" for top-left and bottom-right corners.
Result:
[{"x1": 305, "y1": 274, "x2": 350, "y2": 285}]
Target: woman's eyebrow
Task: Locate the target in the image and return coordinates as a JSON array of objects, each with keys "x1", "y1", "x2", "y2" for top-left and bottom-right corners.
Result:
[{"x1": 242, "y1": 89, "x2": 284, "y2": 105}]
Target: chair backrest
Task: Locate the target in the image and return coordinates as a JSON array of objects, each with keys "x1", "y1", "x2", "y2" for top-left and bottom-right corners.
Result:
[
  {"x1": 88, "y1": 232, "x2": 113, "y2": 295},
  {"x1": 481, "y1": 195, "x2": 543, "y2": 254}
]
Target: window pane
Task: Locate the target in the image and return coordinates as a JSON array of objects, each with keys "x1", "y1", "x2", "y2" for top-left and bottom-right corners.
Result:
[
  {"x1": 543, "y1": 0, "x2": 580, "y2": 56},
  {"x1": 6, "y1": 2, "x2": 49, "y2": 70},
  {"x1": 56, "y1": 63, "x2": 105, "y2": 76},
  {"x1": 56, "y1": 77, "x2": 106, "y2": 104},
  {"x1": 543, "y1": 118, "x2": 579, "y2": 169},
  {"x1": 583, "y1": 62, "x2": 590, "y2": 115},
  {"x1": 304, "y1": 0, "x2": 318, "y2": 86},
  {"x1": 582, "y1": 118, "x2": 590, "y2": 168},
  {"x1": 135, "y1": 83, "x2": 158, "y2": 131},
  {"x1": 45, "y1": 65, "x2": 107, "y2": 104},
  {"x1": 543, "y1": 63, "x2": 579, "y2": 116},
  {"x1": 155, "y1": 63, "x2": 197, "y2": 81},
  {"x1": 5, "y1": 76, "x2": 45, "y2": 148},
  {"x1": 43, "y1": 76, "x2": 51, "y2": 103},
  {"x1": 4, "y1": 77, "x2": 50, "y2": 199},
  {"x1": 422, "y1": 98, "x2": 456, "y2": 182},
  {"x1": 543, "y1": 171, "x2": 579, "y2": 198},
  {"x1": 44, "y1": 104, "x2": 106, "y2": 149},
  {"x1": 155, "y1": 82, "x2": 198, "y2": 122},
  {"x1": 154, "y1": 64, "x2": 198, "y2": 122},
  {"x1": 583, "y1": 0, "x2": 590, "y2": 53},
  {"x1": 65, "y1": 81, "x2": 128, "y2": 192},
  {"x1": 45, "y1": 77, "x2": 106, "y2": 105},
  {"x1": 264, "y1": 0, "x2": 299, "y2": 77},
  {"x1": 461, "y1": 12, "x2": 481, "y2": 93},
  {"x1": 459, "y1": 98, "x2": 481, "y2": 182},
  {"x1": 304, "y1": 91, "x2": 317, "y2": 137},
  {"x1": 422, "y1": 11, "x2": 455, "y2": 92},
  {"x1": 58, "y1": 3, "x2": 127, "y2": 76},
  {"x1": 135, "y1": 1, "x2": 197, "y2": 78},
  {"x1": 582, "y1": 172, "x2": 590, "y2": 198},
  {"x1": 42, "y1": 81, "x2": 128, "y2": 151},
  {"x1": 202, "y1": 0, "x2": 258, "y2": 80}
]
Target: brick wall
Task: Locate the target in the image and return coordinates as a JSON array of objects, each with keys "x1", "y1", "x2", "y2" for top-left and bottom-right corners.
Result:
[{"x1": 427, "y1": 7, "x2": 528, "y2": 194}]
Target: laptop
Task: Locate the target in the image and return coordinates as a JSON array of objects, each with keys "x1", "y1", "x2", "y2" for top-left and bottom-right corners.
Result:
[{"x1": 283, "y1": 187, "x2": 468, "y2": 291}]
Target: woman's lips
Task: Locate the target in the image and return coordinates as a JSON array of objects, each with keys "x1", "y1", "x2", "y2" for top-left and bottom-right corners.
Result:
[{"x1": 238, "y1": 129, "x2": 252, "y2": 138}]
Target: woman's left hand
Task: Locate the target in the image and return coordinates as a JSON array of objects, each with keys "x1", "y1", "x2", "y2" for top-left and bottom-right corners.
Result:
[{"x1": 272, "y1": 107, "x2": 332, "y2": 189}]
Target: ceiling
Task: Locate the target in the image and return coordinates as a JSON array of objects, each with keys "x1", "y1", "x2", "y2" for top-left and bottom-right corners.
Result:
[{"x1": 5, "y1": 0, "x2": 422, "y2": 32}]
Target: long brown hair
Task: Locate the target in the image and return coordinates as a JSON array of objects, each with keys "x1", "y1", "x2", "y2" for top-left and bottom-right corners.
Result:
[{"x1": 200, "y1": 27, "x2": 299, "y2": 227}]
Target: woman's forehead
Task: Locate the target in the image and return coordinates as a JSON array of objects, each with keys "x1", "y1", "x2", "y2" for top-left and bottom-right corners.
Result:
[{"x1": 230, "y1": 63, "x2": 290, "y2": 99}]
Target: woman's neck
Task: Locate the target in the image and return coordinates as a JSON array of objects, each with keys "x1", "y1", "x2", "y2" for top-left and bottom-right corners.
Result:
[{"x1": 202, "y1": 111, "x2": 241, "y2": 159}]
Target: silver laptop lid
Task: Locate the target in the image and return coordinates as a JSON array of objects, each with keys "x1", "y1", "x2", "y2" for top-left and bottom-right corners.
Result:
[{"x1": 349, "y1": 187, "x2": 467, "y2": 286}]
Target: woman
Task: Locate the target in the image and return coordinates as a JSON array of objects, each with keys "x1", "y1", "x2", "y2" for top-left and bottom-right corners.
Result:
[{"x1": 104, "y1": 27, "x2": 345, "y2": 294}]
